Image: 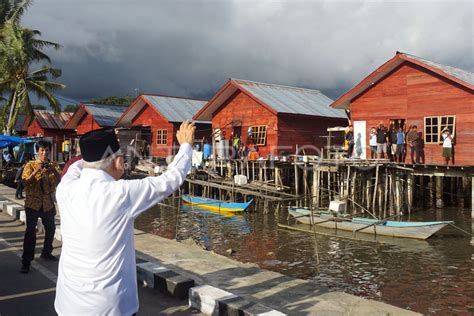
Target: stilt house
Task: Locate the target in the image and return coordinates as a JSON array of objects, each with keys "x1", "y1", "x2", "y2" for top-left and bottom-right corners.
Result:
[{"x1": 330, "y1": 52, "x2": 474, "y2": 165}]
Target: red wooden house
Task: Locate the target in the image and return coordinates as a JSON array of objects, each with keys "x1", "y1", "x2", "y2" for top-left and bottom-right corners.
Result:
[
  {"x1": 330, "y1": 52, "x2": 474, "y2": 165},
  {"x1": 193, "y1": 79, "x2": 347, "y2": 157},
  {"x1": 116, "y1": 94, "x2": 211, "y2": 157},
  {"x1": 64, "y1": 103, "x2": 128, "y2": 135},
  {"x1": 21, "y1": 110, "x2": 74, "y2": 159}
]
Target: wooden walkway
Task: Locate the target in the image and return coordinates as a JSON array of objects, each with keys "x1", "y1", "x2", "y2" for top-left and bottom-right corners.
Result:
[{"x1": 185, "y1": 159, "x2": 473, "y2": 217}]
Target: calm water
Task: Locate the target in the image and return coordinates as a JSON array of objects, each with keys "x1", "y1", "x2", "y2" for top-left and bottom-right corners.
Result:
[{"x1": 136, "y1": 203, "x2": 474, "y2": 315}]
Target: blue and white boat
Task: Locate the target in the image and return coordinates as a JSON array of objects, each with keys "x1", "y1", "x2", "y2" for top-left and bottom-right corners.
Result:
[
  {"x1": 288, "y1": 207, "x2": 453, "y2": 239},
  {"x1": 182, "y1": 195, "x2": 253, "y2": 214}
]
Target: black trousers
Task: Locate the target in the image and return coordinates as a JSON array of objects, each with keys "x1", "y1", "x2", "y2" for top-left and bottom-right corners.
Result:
[
  {"x1": 22, "y1": 208, "x2": 56, "y2": 265},
  {"x1": 410, "y1": 145, "x2": 420, "y2": 164},
  {"x1": 15, "y1": 180, "x2": 24, "y2": 198},
  {"x1": 347, "y1": 143, "x2": 354, "y2": 158}
]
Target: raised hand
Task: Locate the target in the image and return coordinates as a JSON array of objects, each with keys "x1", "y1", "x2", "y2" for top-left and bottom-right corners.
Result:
[{"x1": 176, "y1": 120, "x2": 196, "y2": 146}]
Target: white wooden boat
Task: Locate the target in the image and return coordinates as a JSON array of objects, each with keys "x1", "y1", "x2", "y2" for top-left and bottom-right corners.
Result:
[{"x1": 288, "y1": 207, "x2": 453, "y2": 240}]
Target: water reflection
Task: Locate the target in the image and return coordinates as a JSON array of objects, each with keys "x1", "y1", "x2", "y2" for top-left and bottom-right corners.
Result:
[{"x1": 135, "y1": 205, "x2": 474, "y2": 315}]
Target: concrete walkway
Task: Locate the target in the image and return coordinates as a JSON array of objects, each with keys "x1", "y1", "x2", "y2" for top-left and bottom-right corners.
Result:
[
  {"x1": 134, "y1": 229, "x2": 419, "y2": 315},
  {"x1": 0, "y1": 186, "x2": 201, "y2": 315}
]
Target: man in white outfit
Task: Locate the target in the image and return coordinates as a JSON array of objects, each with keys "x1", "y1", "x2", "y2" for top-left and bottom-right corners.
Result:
[{"x1": 55, "y1": 121, "x2": 195, "y2": 315}]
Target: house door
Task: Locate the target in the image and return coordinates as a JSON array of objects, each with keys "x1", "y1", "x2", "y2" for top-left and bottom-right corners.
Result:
[
  {"x1": 390, "y1": 119, "x2": 406, "y2": 130},
  {"x1": 233, "y1": 126, "x2": 242, "y2": 138},
  {"x1": 353, "y1": 121, "x2": 366, "y2": 159}
]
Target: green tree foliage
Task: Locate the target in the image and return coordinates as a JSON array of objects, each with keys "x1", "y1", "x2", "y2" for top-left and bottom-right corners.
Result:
[
  {"x1": 0, "y1": 0, "x2": 65, "y2": 134},
  {"x1": 88, "y1": 95, "x2": 135, "y2": 106},
  {"x1": 63, "y1": 104, "x2": 78, "y2": 112}
]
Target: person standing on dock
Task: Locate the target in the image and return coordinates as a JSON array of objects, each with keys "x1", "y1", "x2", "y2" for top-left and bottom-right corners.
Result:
[
  {"x1": 369, "y1": 127, "x2": 377, "y2": 159},
  {"x1": 376, "y1": 122, "x2": 388, "y2": 159},
  {"x1": 20, "y1": 140, "x2": 61, "y2": 273},
  {"x1": 407, "y1": 125, "x2": 420, "y2": 164},
  {"x1": 54, "y1": 122, "x2": 195, "y2": 316},
  {"x1": 441, "y1": 128, "x2": 453, "y2": 165},
  {"x1": 14, "y1": 163, "x2": 25, "y2": 199},
  {"x1": 395, "y1": 126, "x2": 406, "y2": 163},
  {"x1": 389, "y1": 125, "x2": 398, "y2": 161},
  {"x1": 345, "y1": 125, "x2": 354, "y2": 158}
]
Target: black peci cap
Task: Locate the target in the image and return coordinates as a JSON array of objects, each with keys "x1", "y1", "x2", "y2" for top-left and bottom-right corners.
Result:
[{"x1": 79, "y1": 128, "x2": 121, "y2": 162}]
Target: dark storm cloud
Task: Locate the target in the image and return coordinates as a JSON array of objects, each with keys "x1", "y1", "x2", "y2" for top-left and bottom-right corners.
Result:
[{"x1": 24, "y1": 0, "x2": 473, "y2": 101}]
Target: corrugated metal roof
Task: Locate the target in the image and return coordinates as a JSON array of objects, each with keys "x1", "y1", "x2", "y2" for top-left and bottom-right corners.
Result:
[
  {"x1": 143, "y1": 95, "x2": 208, "y2": 123},
  {"x1": 403, "y1": 53, "x2": 474, "y2": 86},
  {"x1": 83, "y1": 104, "x2": 128, "y2": 127},
  {"x1": 34, "y1": 110, "x2": 73, "y2": 129},
  {"x1": 234, "y1": 79, "x2": 346, "y2": 118},
  {"x1": 14, "y1": 114, "x2": 27, "y2": 131}
]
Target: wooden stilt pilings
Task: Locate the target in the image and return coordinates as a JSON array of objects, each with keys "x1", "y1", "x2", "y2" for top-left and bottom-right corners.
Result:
[
  {"x1": 436, "y1": 176, "x2": 444, "y2": 209},
  {"x1": 187, "y1": 159, "x2": 472, "y2": 216},
  {"x1": 471, "y1": 177, "x2": 474, "y2": 218}
]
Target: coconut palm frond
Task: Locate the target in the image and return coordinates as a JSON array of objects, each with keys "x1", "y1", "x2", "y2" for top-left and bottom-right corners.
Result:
[
  {"x1": 8, "y1": 0, "x2": 32, "y2": 25},
  {"x1": 28, "y1": 80, "x2": 61, "y2": 113},
  {"x1": 31, "y1": 38, "x2": 61, "y2": 50}
]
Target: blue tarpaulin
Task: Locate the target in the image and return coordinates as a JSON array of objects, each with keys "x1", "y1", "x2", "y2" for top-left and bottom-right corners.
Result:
[{"x1": 0, "y1": 135, "x2": 33, "y2": 149}]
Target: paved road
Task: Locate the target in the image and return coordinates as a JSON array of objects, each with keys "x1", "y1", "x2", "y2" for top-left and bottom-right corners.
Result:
[{"x1": 0, "y1": 210, "x2": 201, "y2": 316}]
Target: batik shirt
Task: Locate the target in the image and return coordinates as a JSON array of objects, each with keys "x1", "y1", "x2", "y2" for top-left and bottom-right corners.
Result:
[{"x1": 22, "y1": 160, "x2": 61, "y2": 211}]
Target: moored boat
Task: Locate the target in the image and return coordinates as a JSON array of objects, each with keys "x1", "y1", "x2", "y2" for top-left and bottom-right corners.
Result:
[
  {"x1": 288, "y1": 207, "x2": 453, "y2": 240},
  {"x1": 181, "y1": 195, "x2": 253, "y2": 213}
]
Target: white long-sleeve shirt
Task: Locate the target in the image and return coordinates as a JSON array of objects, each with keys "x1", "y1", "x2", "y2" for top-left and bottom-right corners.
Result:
[{"x1": 55, "y1": 143, "x2": 192, "y2": 316}]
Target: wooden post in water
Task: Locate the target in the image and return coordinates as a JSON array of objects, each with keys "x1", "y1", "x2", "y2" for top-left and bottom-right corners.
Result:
[
  {"x1": 428, "y1": 176, "x2": 435, "y2": 208},
  {"x1": 471, "y1": 177, "x2": 474, "y2": 218},
  {"x1": 463, "y1": 176, "x2": 470, "y2": 208},
  {"x1": 314, "y1": 166, "x2": 321, "y2": 208},
  {"x1": 303, "y1": 163, "x2": 308, "y2": 206},
  {"x1": 436, "y1": 176, "x2": 444, "y2": 209},
  {"x1": 327, "y1": 170, "x2": 331, "y2": 204},
  {"x1": 275, "y1": 166, "x2": 280, "y2": 187},
  {"x1": 389, "y1": 170, "x2": 394, "y2": 215},
  {"x1": 351, "y1": 170, "x2": 356, "y2": 213},
  {"x1": 407, "y1": 173, "x2": 414, "y2": 215},
  {"x1": 366, "y1": 176, "x2": 371, "y2": 210},
  {"x1": 456, "y1": 177, "x2": 463, "y2": 207},
  {"x1": 395, "y1": 172, "x2": 401, "y2": 213},
  {"x1": 377, "y1": 176, "x2": 383, "y2": 218},
  {"x1": 470, "y1": 177, "x2": 474, "y2": 247},
  {"x1": 294, "y1": 161, "x2": 299, "y2": 197},
  {"x1": 420, "y1": 175, "x2": 425, "y2": 208},
  {"x1": 372, "y1": 165, "x2": 379, "y2": 213},
  {"x1": 450, "y1": 177, "x2": 456, "y2": 206},
  {"x1": 383, "y1": 170, "x2": 389, "y2": 218}
]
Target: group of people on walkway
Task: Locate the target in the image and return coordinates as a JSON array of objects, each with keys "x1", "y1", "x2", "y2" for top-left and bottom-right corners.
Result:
[
  {"x1": 231, "y1": 134, "x2": 260, "y2": 160},
  {"x1": 368, "y1": 122, "x2": 423, "y2": 163},
  {"x1": 17, "y1": 122, "x2": 196, "y2": 315},
  {"x1": 345, "y1": 120, "x2": 453, "y2": 165}
]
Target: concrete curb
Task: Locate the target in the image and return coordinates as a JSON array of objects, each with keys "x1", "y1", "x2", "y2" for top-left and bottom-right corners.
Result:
[
  {"x1": 54, "y1": 226, "x2": 62, "y2": 241},
  {"x1": 19, "y1": 210, "x2": 26, "y2": 223},
  {"x1": 1, "y1": 200, "x2": 14, "y2": 213},
  {"x1": 6, "y1": 204, "x2": 23, "y2": 220},
  {"x1": 0, "y1": 195, "x2": 62, "y2": 238},
  {"x1": 190, "y1": 285, "x2": 286, "y2": 316},
  {"x1": 136, "y1": 261, "x2": 195, "y2": 300},
  {"x1": 136, "y1": 260, "x2": 286, "y2": 315}
]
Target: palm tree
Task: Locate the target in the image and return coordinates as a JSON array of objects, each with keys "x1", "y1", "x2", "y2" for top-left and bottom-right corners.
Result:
[{"x1": 0, "y1": 0, "x2": 65, "y2": 134}]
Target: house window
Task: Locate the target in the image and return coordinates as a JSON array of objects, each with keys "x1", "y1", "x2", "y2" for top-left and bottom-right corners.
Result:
[
  {"x1": 424, "y1": 115, "x2": 455, "y2": 144},
  {"x1": 156, "y1": 129, "x2": 167, "y2": 145},
  {"x1": 251, "y1": 125, "x2": 267, "y2": 146}
]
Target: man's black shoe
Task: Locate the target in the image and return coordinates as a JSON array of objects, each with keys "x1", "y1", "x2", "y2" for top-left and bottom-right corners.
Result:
[
  {"x1": 20, "y1": 263, "x2": 30, "y2": 273},
  {"x1": 40, "y1": 253, "x2": 58, "y2": 261}
]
